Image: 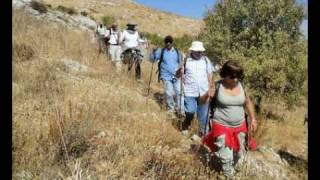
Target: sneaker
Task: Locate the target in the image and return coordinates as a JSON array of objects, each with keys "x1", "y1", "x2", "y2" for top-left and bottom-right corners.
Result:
[{"x1": 191, "y1": 134, "x2": 201, "y2": 142}]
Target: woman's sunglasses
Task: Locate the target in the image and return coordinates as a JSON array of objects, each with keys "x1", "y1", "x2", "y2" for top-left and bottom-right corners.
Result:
[{"x1": 228, "y1": 74, "x2": 238, "y2": 79}]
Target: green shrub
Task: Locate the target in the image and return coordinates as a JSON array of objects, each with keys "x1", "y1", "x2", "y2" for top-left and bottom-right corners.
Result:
[
  {"x1": 140, "y1": 32, "x2": 194, "y2": 52},
  {"x1": 101, "y1": 15, "x2": 115, "y2": 27},
  {"x1": 30, "y1": 1, "x2": 47, "y2": 14},
  {"x1": 174, "y1": 34, "x2": 194, "y2": 52},
  {"x1": 56, "y1": 5, "x2": 78, "y2": 15},
  {"x1": 140, "y1": 31, "x2": 163, "y2": 47},
  {"x1": 13, "y1": 43, "x2": 35, "y2": 62},
  {"x1": 200, "y1": 0, "x2": 307, "y2": 109},
  {"x1": 89, "y1": 15, "x2": 96, "y2": 21},
  {"x1": 46, "y1": 4, "x2": 52, "y2": 9},
  {"x1": 80, "y1": 11, "x2": 88, "y2": 16}
]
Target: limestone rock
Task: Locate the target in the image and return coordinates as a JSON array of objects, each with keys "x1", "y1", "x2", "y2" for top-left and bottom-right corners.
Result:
[{"x1": 62, "y1": 58, "x2": 89, "y2": 73}]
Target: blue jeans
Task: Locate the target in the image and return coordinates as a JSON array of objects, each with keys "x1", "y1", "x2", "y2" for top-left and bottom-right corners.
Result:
[
  {"x1": 183, "y1": 96, "x2": 209, "y2": 135},
  {"x1": 163, "y1": 79, "x2": 184, "y2": 113}
]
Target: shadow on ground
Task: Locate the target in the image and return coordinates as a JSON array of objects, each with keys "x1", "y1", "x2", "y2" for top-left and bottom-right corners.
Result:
[
  {"x1": 153, "y1": 92, "x2": 166, "y2": 110},
  {"x1": 188, "y1": 144, "x2": 221, "y2": 178},
  {"x1": 278, "y1": 149, "x2": 308, "y2": 174}
]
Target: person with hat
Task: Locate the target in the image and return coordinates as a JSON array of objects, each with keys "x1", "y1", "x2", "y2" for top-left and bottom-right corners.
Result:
[
  {"x1": 119, "y1": 22, "x2": 144, "y2": 80},
  {"x1": 176, "y1": 41, "x2": 218, "y2": 136},
  {"x1": 95, "y1": 22, "x2": 107, "y2": 54},
  {"x1": 150, "y1": 35, "x2": 185, "y2": 116},
  {"x1": 105, "y1": 22, "x2": 122, "y2": 71}
]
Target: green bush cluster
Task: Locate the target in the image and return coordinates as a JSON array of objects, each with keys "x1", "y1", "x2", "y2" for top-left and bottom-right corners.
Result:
[
  {"x1": 140, "y1": 32, "x2": 195, "y2": 52},
  {"x1": 101, "y1": 15, "x2": 115, "y2": 27},
  {"x1": 56, "y1": 5, "x2": 78, "y2": 15},
  {"x1": 30, "y1": 1, "x2": 48, "y2": 14},
  {"x1": 80, "y1": 11, "x2": 88, "y2": 17},
  {"x1": 200, "y1": 0, "x2": 307, "y2": 108}
]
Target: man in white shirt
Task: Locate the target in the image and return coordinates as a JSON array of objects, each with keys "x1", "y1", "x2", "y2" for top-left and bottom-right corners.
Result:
[
  {"x1": 119, "y1": 22, "x2": 144, "y2": 80},
  {"x1": 105, "y1": 23, "x2": 122, "y2": 71},
  {"x1": 95, "y1": 23, "x2": 107, "y2": 54},
  {"x1": 176, "y1": 41, "x2": 217, "y2": 136}
]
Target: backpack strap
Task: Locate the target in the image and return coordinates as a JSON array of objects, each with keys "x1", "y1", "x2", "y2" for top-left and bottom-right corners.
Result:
[
  {"x1": 210, "y1": 80, "x2": 222, "y2": 111},
  {"x1": 239, "y1": 80, "x2": 249, "y2": 123},
  {"x1": 208, "y1": 79, "x2": 222, "y2": 131},
  {"x1": 175, "y1": 47, "x2": 181, "y2": 64}
]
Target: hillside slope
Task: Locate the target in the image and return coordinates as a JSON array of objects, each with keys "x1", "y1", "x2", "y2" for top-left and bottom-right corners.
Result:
[
  {"x1": 13, "y1": 4, "x2": 307, "y2": 180},
  {"x1": 41, "y1": 0, "x2": 204, "y2": 37}
]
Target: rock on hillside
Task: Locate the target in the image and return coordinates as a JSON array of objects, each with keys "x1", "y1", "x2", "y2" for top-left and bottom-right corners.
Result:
[
  {"x1": 13, "y1": 0, "x2": 97, "y2": 31},
  {"x1": 41, "y1": 0, "x2": 204, "y2": 37}
]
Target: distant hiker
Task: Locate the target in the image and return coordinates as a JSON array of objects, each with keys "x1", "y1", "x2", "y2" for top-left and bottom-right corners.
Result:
[
  {"x1": 202, "y1": 60, "x2": 258, "y2": 178},
  {"x1": 150, "y1": 35, "x2": 185, "y2": 116},
  {"x1": 105, "y1": 23, "x2": 122, "y2": 71},
  {"x1": 95, "y1": 23, "x2": 107, "y2": 54},
  {"x1": 119, "y1": 22, "x2": 144, "y2": 80},
  {"x1": 176, "y1": 41, "x2": 217, "y2": 136}
]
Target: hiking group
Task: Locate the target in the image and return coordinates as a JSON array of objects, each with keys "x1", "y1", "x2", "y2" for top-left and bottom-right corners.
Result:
[
  {"x1": 96, "y1": 22, "x2": 258, "y2": 178},
  {"x1": 95, "y1": 21, "x2": 145, "y2": 80}
]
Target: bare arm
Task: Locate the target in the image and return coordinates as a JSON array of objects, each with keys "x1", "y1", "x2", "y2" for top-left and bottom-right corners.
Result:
[{"x1": 244, "y1": 91, "x2": 257, "y2": 131}]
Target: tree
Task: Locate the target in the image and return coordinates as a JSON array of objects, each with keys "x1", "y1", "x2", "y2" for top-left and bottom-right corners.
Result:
[{"x1": 200, "y1": 0, "x2": 307, "y2": 109}]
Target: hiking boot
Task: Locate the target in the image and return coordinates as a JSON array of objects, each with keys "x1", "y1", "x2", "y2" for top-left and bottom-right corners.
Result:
[{"x1": 176, "y1": 111, "x2": 186, "y2": 118}]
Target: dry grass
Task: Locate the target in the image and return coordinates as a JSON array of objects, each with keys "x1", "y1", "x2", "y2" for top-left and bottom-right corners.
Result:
[
  {"x1": 12, "y1": 9, "x2": 215, "y2": 179},
  {"x1": 13, "y1": 9, "x2": 307, "y2": 179},
  {"x1": 41, "y1": 0, "x2": 203, "y2": 37}
]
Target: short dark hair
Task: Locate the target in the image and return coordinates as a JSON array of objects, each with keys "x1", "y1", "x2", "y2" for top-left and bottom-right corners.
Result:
[
  {"x1": 164, "y1": 35, "x2": 173, "y2": 44},
  {"x1": 220, "y1": 60, "x2": 244, "y2": 80}
]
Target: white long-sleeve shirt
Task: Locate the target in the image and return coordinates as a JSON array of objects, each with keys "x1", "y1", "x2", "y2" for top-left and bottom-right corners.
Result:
[{"x1": 119, "y1": 30, "x2": 140, "y2": 50}]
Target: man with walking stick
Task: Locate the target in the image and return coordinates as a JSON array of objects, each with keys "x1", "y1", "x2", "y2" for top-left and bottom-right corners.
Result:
[
  {"x1": 176, "y1": 41, "x2": 217, "y2": 137},
  {"x1": 149, "y1": 35, "x2": 185, "y2": 117}
]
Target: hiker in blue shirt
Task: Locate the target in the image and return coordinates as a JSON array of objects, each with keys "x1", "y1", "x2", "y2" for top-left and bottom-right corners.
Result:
[{"x1": 149, "y1": 35, "x2": 185, "y2": 116}]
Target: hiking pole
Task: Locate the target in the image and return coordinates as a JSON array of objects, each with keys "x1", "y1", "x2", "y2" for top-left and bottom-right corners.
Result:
[
  {"x1": 179, "y1": 53, "x2": 186, "y2": 118},
  {"x1": 146, "y1": 61, "x2": 155, "y2": 105},
  {"x1": 240, "y1": 115, "x2": 251, "y2": 178},
  {"x1": 204, "y1": 72, "x2": 215, "y2": 135}
]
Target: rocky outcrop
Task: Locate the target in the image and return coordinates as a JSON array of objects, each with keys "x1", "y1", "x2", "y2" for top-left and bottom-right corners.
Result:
[
  {"x1": 12, "y1": 0, "x2": 32, "y2": 9},
  {"x1": 13, "y1": 0, "x2": 97, "y2": 31},
  {"x1": 61, "y1": 58, "x2": 89, "y2": 73}
]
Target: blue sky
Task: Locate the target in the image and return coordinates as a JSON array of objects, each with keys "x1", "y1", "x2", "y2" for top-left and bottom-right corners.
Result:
[
  {"x1": 134, "y1": 0, "x2": 215, "y2": 19},
  {"x1": 134, "y1": 0, "x2": 308, "y2": 37}
]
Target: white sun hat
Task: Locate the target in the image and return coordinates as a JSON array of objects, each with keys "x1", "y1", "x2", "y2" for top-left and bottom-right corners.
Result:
[{"x1": 189, "y1": 41, "x2": 205, "y2": 52}]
